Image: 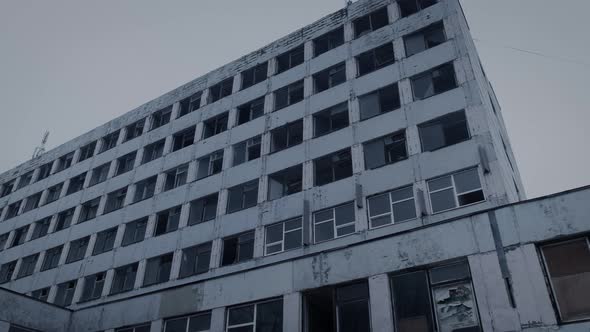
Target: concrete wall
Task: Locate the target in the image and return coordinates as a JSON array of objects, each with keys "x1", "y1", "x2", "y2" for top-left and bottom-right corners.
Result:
[{"x1": 0, "y1": 288, "x2": 71, "y2": 332}]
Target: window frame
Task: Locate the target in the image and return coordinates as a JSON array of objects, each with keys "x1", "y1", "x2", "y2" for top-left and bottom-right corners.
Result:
[
  {"x1": 313, "y1": 102, "x2": 349, "y2": 138},
  {"x1": 179, "y1": 242, "x2": 212, "y2": 278},
  {"x1": 313, "y1": 149, "x2": 353, "y2": 186},
  {"x1": 274, "y1": 80, "x2": 304, "y2": 111},
  {"x1": 237, "y1": 96, "x2": 265, "y2": 125},
  {"x1": 276, "y1": 45, "x2": 305, "y2": 74},
  {"x1": 142, "y1": 139, "x2": 166, "y2": 164},
  {"x1": 164, "y1": 164, "x2": 189, "y2": 191},
  {"x1": 313, "y1": 62, "x2": 347, "y2": 93},
  {"x1": 265, "y1": 217, "x2": 303, "y2": 255},
  {"x1": 104, "y1": 187, "x2": 128, "y2": 213},
  {"x1": 427, "y1": 168, "x2": 485, "y2": 213},
  {"x1": 41, "y1": 245, "x2": 63, "y2": 271},
  {"x1": 92, "y1": 227, "x2": 118, "y2": 256},
  {"x1": 233, "y1": 136, "x2": 262, "y2": 166},
  {"x1": 150, "y1": 106, "x2": 173, "y2": 131},
  {"x1": 226, "y1": 180, "x2": 259, "y2": 214},
  {"x1": 133, "y1": 176, "x2": 157, "y2": 203},
  {"x1": 313, "y1": 26, "x2": 345, "y2": 57},
  {"x1": 418, "y1": 110, "x2": 470, "y2": 152},
  {"x1": 99, "y1": 130, "x2": 120, "y2": 153},
  {"x1": 188, "y1": 193, "x2": 218, "y2": 226},
  {"x1": 66, "y1": 236, "x2": 90, "y2": 263},
  {"x1": 353, "y1": 6, "x2": 389, "y2": 39},
  {"x1": 209, "y1": 78, "x2": 234, "y2": 103},
  {"x1": 124, "y1": 119, "x2": 145, "y2": 142},
  {"x1": 172, "y1": 127, "x2": 196, "y2": 151},
  {"x1": 367, "y1": 186, "x2": 417, "y2": 229},
  {"x1": 241, "y1": 62, "x2": 268, "y2": 90},
  {"x1": 122, "y1": 217, "x2": 148, "y2": 247},
  {"x1": 196, "y1": 150, "x2": 224, "y2": 180},
  {"x1": 270, "y1": 120, "x2": 303, "y2": 153},
  {"x1": 356, "y1": 43, "x2": 395, "y2": 77},
  {"x1": 110, "y1": 262, "x2": 139, "y2": 295},
  {"x1": 178, "y1": 92, "x2": 202, "y2": 118},
  {"x1": 411, "y1": 62, "x2": 457, "y2": 101},
  {"x1": 202, "y1": 113, "x2": 229, "y2": 139},
  {"x1": 313, "y1": 202, "x2": 356, "y2": 243},
  {"x1": 221, "y1": 231, "x2": 255, "y2": 266},
  {"x1": 142, "y1": 253, "x2": 173, "y2": 287},
  {"x1": 154, "y1": 206, "x2": 182, "y2": 236}
]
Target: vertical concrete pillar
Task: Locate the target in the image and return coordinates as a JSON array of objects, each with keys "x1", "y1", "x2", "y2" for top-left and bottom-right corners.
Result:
[
  {"x1": 0, "y1": 320, "x2": 10, "y2": 332},
  {"x1": 253, "y1": 226, "x2": 265, "y2": 258},
  {"x1": 398, "y1": 78, "x2": 413, "y2": 106},
  {"x1": 163, "y1": 135, "x2": 174, "y2": 156},
  {"x1": 113, "y1": 223, "x2": 126, "y2": 248},
  {"x1": 169, "y1": 249, "x2": 183, "y2": 281},
  {"x1": 85, "y1": 234, "x2": 97, "y2": 259},
  {"x1": 405, "y1": 125, "x2": 421, "y2": 156},
  {"x1": 368, "y1": 274, "x2": 394, "y2": 332},
  {"x1": 144, "y1": 215, "x2": 157, "y2": 240},
  {"x1": 171, "y1": 101, "x2": 181, "y2": 119},
  {"x1": 102, "y1": 269, "x2": 115, "y2": 297},
  {"x1": 302, "y1": 161, "x2": 314, "y2": 191},
  {"x1": 209, "y1": 238, "x2": 223, "y2": 270},
  {"x1": 71, "y1": 276, "x2": 85, "y2": 304},
  {"x1": 283, "y1": 292, "x2": 302, "y2": 332},
  {"x1": 227, "y1": 108, "x2": 238, "y2": 130},
  {"x1": 393, "y1": 38, "x2": 406, "y2": 61},
  {"x1": 134, "y1": 260, "x2": 147, "y2": 289},
  {"x1": 210, "y1": 307, "x2": 226, "y2": 332}
]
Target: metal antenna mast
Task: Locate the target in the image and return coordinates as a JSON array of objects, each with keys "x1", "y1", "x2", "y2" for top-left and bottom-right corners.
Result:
[{"x1": 32, "y1": 131, "x2": 50, "y2": 159}]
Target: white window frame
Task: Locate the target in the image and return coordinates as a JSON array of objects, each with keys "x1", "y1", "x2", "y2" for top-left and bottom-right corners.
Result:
[
  {"x1": 427, "y1": 168, "x2": 484, "y2": 214},
  {"x1": 226, "y1": 299, "x2": 281, "y2": 332},
  {"x1": 313, "y1": 203, "x2": 355, "y2": 243},
  {"x1": 367, "y1": 186, "x2": 416, "y2": 229},
  {"x1": 163, "y1": 312, "x2": 211, "y2": 332},
  {"x1": 265, "y1": 217, "x2": 303, "y2": 255}
]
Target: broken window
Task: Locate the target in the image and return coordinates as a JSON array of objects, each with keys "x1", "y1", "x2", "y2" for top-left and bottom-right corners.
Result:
[
  {"x1": 268, "y1": 164, "x2": 303, "y2": 200},
  {"x1": 178, "y1": 92, "x2": 202, "y2": 118},
  {"x1": 78, "y1": 141, "x2": 97, "y2": 162},
  {"x1": 18, "y1": 172, "x2": 34, "y2": 190},
  {"x1": 31, "y1": 287, "x2": 49, "y2": 302},
  {"x1": 237, "y1": 96, "x2": 265, "y2": 125},
  {"x1": 99, "y1": 130, "x2": 120, "y2": 153},
  {"x1": 30, "y1": 217, "x2": 51, "y2": 240},
  {"x1": 92, "y1": 227, "x2": 117, "y2": 255},
  {"x1": 419, "y1": 111, "x2": 469, "y2": 152},
  {"x1": 41, "y1": 245, "x2": 63, "y2": 271},
  {"x1": 122, "y1": 217, "x2": 148, "y2": 246},
  {"x1": 241, "y1": 62, "x2": 268, "y2": 89},
  {"x1": 124, "y1": 119, "x2": 145, "y2": 141},
  {"x1": 16, "y1": 253, "x2": 39, "y2": 279},
  {"x1": 359, "y1": 83, "x2": 400, "y2": 120},
  {"x1": 66, "y1": 172, "x2": 87, "y2": 195},
  {"x1": 55, "y1": 208, "x2": 75, "y2": 232},
  {"x1": 0, "y1": 233, "x2": 8, "y2": 252},
  {"x1": 314, "y1": 62, "x2": 346, "y2": 93},
  {"x1": 314, "y1": 26, "x2": 345, "y2": 57},
  {"x1": 23, "y1": 192, "x2": 42, "y2": 212},
  {"x1": 79, "y1": 197, "x2": 101, "y2": 222},
  {"x1": 104, "y1": 187, "x2": 127, "y2": 213},
  {"x1": 115, "y1": 151, "x2": 137, "y2": 176},
  {"x1": 154, "y1": 206, "x2": 181, "y2": 236},
  {"x1": 221, "y1": 231, "x2": 255, "y2": 266},
  {"x1": 233, "y1": 136, "x2": 262, "y2": 166},
  {"x1": 313, "y1": 202, "x2": 355, "y2": 243},
  {"x1": 0, "y1": 261, "x2": 16, "y2": 284},
  {"x1": 274, "y1": 80, "x2": 304, "y2": 111},
  {"x1": 179, "y1": 242, "x2": 212, "y2": 278},
  {"x1": 150, "y1": 106, "x2": 172, "y2": 130},
  {"x1": 0, "y1": 179, "x2": 15, "y2": 197},
  {"x1": 411, "y1": 63, "x2": 457, "y2": 100},
  {"x1": 89, "y1": 163, "x2": 110, "y2": 186},
  {"x1": 80, "y1": 272, "x2": 106, "y2": 302},
  {"x1": 541, "y1": 238, "x2": 590, "y2": 322},
  {"x1": 364, "y1": 131, "x2": 407, "y2": 169},
  {"x1": 353, "y1": 6, "x2": 389, "y2": 38},
  {"x1": 202, "y1": 113, "x2": 228, "y2": 139},
  {"x1": 314, "y1": 149, "x2": 353, "y2": 186},
  {"x1": 227, "y1": 180, "x2": 259, "y2": 213},
  {"x1": 398, "y1": 0, "x2": 437, "y2": 17},
  {"x1": 55, "y1": 152, "x2": 75, "y2": 172},
  {"x1": 10, "y1": 225, "x2": 28, "y2": 248},
  {"x1": 356, "y1": 43, "x2": 395, "y2": 76},
  {"x1": 116, "y1": 324, "x2": 150, "y2": 332},
  {"x1": 391, "y1": 261, "x2": 480, "y2": 332},
  {"x1": 164, "y1": 164, "x2": 188, "y2": 191},
  {"x1": 142, "y1": 139, "x2": 166, "y2": 164},
  {"x1": 5, "y1": 201, "x2": 22, "y2": 219},
  {"x1": 173, "y1": 127, "x2": 196, "y2": 151},
  {"x1": 45, "y1": 182, "x2": 63, "y2": 204},
  {"x1": 368, "y1": 186, "x2": 416, "y2": 228},
  {"x1": 270, "y1": 120, "x2": 303, "y2": 153},
  {"x1": 404, "y1": 21, "x2": 446, "y2": 57},
  {"x1": 314, "y1": 102, "x2": 349, "y2": 137},
  {"x1": 36, "y1": 162, "x2": 53, "y2": 181},
  {"x1": 133, "y1": 176, "x2": 157, "y2": 202},
  {"x1": 66, "y1": 236, "x2": 90, "y2": 263},
  {"x1": 143, "y1": 253, "x2": 173, "y2": 286},
  {"x1": 265, "y1": 217, "x2": 303, "y2": 255},
  {"x1": 277, "y1": 44, "x2": 305, "y2": 74},
  {"x1": 209, "y1": 78, "x2": 234, "y2": 103},
  {"x1": 54, "y1": 280, "x2": 76, "y2": 307},
  {"x1": 428, "y1": 168, "x2": 484, "y2": 213},
  {"x1": 164, "y1": 312, "x2": 211, "y2": 332},
  {"x1": 110, "y1": 262, "x2": 138, "y2": 295},
  {"x1": 188, "y1": 193, "x2": 218, "y2": 225},
  {"x1": 227, "y1": 298, "x2": 283, "y2": 332},
  {"x1": 196, "y1": 150, "x2": 224, "y2": 180}
]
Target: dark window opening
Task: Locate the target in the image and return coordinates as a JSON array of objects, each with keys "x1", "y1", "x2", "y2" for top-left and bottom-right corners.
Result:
[
  {"x1": 172, "y1": 127, "x2": 196, "y2": 151},
  {"x1": 150, "y1": 106, "x2": 172, "y2": 130},
  {"x1": 353, "y1": 7, "x2": 389, "y2": 38},
  {"x1": 233, "y1": 136, "x2": 261, "y2": 166},
  {"x1": 277, "y1": 45, "x2": 305, "y2": 74},
  {"x1": 404, "y1": 21, "x2": 446, "y2": 57},
  {"x1": 188, "y1": 194, "x2": 218, "y2": 225},
  {"x1": 93, "y1": 227, "x2": 118, "y2": 255},
  {"x1": 419, "y1": 111, "x2": 469, "y2": 152},
  {"x1": 268, "y1": 165, "x2": 303, "y2": 200},
  {"x1": 359, "y1": 83, "x2": 400, "y2": 120},
  {"x1": 364, "y1": 131, "x2": 407, "y2": 169},
  {"x1": 314, "y1": 62, "x2": 346, "y2": 93},
  {"x1": 178, "y1": 92, "x2": 202, "y2": 118},
  {"x1": 142, "y1": 139, "x2": 165, "y2": 164},
  {"x1": 67, "y1": 172, "x2": 87, "y2": 195},
  {"x1": 133, "y1": 176, "x2": 157, "y2": 202},
  {"x1": 164, "y1": 164, "x2": 188, "y2": 191},
  {"x1": 241, "y1": 62, "x2": 268, "y2": 89},
  {"x1": 209, "y1": 78, "x2": 233, "y2": 103},
  {"x1": 222, "y1": 231, "x2": 255, "y2": 266},
  {"x1": 398, "y1": 0, "x2": 438, "y2": 18},
  {"x1": 237, "y1": 97, "x2": 265, "y2": 125},
  {"x1": 357, "y1": 43, "x2": 395, "y2": 76},
  {"x1": 314, "y1": 26, "x2": 345, "y2": 57},
  {"x1": 99, "y1": 131, "x2": 120, "y2": 153},
  {"x1": 79, "y1": 197, "x2": 101, "y2": 222},
  {"x1": 110, "y1": 262, "x2": 138, "y2": 295},
  {"x1": 78, "y1": 141, "x2": 97, "y2": 162},
  {"x1": 314, "y1": 102, "x2": 349, "y2": 137},
  {"x1": 270, "y1": 120, "x2": 303, "y2": 153},
  {"x1": 202, "y1": 113, "x2": 228, "y2": 139},
  {"x1": 227, "y1": 180, "x2": 259, "y2": 213},
  {"x1": 179, "y1": 242, "x2": 212, "y2": 278},
  {"x1": 124, "y1": 120, "x2": 145, "y2": 142},
  {"x1": 143, "y1": 253, "x2": 173, "y2": 287},
  {"x1": 122, "y1": 217, "x2": 148, "y2": 246},
  {"x1": 314, "y1": 149, "x2": 353, "y2": 186},
  {"x1": 66, "y1": 236, "x2": 90, "y2": 263},
  {"x1": 154, "y1": 206, "x2": 181, "y2": 236},
  {"x1": 274, "y1": 80, "x2": 304, "y2": 111},
  {"x1": 80, "y1": 272, "x2": 105, "y2": 302},
  {"x1": 196, "y1": 150, "x2": 223, "y2": 180},
  {"x1": 411, "y1": 63, "x2": 457, "y2": 100}
]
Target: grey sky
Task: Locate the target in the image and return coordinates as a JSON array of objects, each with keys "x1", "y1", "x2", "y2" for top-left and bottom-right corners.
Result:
[{"x1": 0, "y1": 0, "x2": 588, "y2": 198}]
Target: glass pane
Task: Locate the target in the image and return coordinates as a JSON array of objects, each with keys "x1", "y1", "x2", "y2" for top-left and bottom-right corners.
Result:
[
  {"x1": 335, "y1": 203, "x2": 355, "y2": 226},
  {"x1": 430, "y1": 188, "x2": 456, "y2": 213},
  {"x1": 412, "y1": 74, "x2": 434, "y2": 100},
  {"x1": 359, "y1": 92, "x2": 380, "y2": 120},
  {"x1": 419, "y1": 121, "x2": 445, "y2": 151},
  {"x1": 393, "y1": 199, "x2": 416, "y2": 222},
  {"x1": 458, "y1": 191, "x2": 484, "y2": 206},
  {"x1": 284, "y1": 229, "x2": 302, "y2": 250},
  {"x1": 228, "y1": 305, "x2": 255, "y2": 325},
  {"x1": 314, "y1": 209, "x2": 333, "y2": 223},
  {"x1": 370, "y1": 215, "x2": 391, "y2": 228},
  {"x1": 392, "y1": 271, "x2": 433, "y2": 332},
  {"x1": 338, "y1": 300, "x2": 371, "y2": 332},
  {"x1": 428, "y1": 175, "x2": 452, "y2": 191},
  {"x1": 266, "y1": 243, "x2": 283, "y2": 255},
  {"x1": 453, "y1": 169, "x2": 481, "y2": 194},
  {"x1": 336, "y1": 282, "x2": 368, "y2": 302},
  {"x1": 256, "y1": 300, "x2": 283, "y2": 332},
  {"x1": 368, "y1": 193, "x2": 390, "y2": 217},
  {"x1": 284, "y1": 218, "x2": 302, "y2": 231},
  {"x1": 432, "y1": 282, "x2": 480, "y2": 332},
  {"x1": 430, "y1": 261, "x2": 471, "y2": 284},
  {"x1": 405, "y1": 32, "x2": 426, "y2": 57},
  {"x1": 266, "y1": 224, "x2": 283, "y2": 244},
  {"x1": 188, "y1": 313, "x2": 211, "y2": 332},
  {"x1": 336, "y1": 225, "x2": 355, "y2": 237},
  {"x1": 364, "y1": 139, "x2": 385, "y2": 169},
  {"x1": 315, "y1": 220, "x2": 334, "y2": 242},
  {"x1": 390, "y1": 187, "x2": 414, "y2": 202},
  {"x1": 228, "y1": 327, "x2": 254, "y2": 332},
  {"x1": 165, "y1": 318, "x2": 187, "y2": 332}
]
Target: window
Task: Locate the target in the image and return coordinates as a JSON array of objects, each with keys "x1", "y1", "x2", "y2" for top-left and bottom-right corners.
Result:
[
  {"x1": 5, "y1": 201, "x2": 22, "y2": 219},
  {"x1": 363, "y1": 131, "x2": 407, "y2": 169},
  {"x1": 313, "y1": 202, "x2": 355, "y2": 243},
  {"x1": 411, "y1": 63, "x2": 457, "y2": 100},
  {"x1": 237, "y1": 97, "x2": 265, "y2": 125},
  {"x1": 277, "y1": 44, "x2": 304, "y2": 74},
  {"x1": 143, "y1": 253, "x2": 173, "y2": 286},
  {"x1": 133, "y1": 176, "x2": 157, "y2": 202},
  {"x1": 88, "y1": 163, "x2": 110, "y2": 187},
  {"x1": 79, "y1": 197, "x2": 101, "y2": 222},
  {"x1": 37, "y1": 162, "x2": 53, "y2": 181},
  {"x1": 391, "y1": 261, "x2": 480, "y2": 332},
  {"x1": 221, "y1": 231, "x2": 255, "y2": 266},
  {"x1": 398, "y1": 0, "x2": 437, "y2": 17},
  {"x1": 66, "y1": 236, "x2": 90, "y2": 263},
  {"x1": 241, "y1": 62, "x2": 268, "y2": 89},
  {"x1": 404, "y1": 22, "x2": 446, "y2": 57},
  {"x1": 0, "y1": 261, "x2": 16, "y2": 284},
  {"x1": 314, "y1": 149, "x2": 353, "y2": 186},
  {"x1": 125, "y1": 119, "x2": 145, "y2": 141},
  {"x1": 202, "y1": 113, "x2": 228, "y2": 139},
  {"x1": 419, "y1": 111, "x2": 469, "y2": 152},
  {"x1": 179, "y1": 242, "x2": 212, "y2": 278},
  {"x1": 41, "y1": 245, "x2": 63, "y2": 271},
  {"x1": 150, "y1": 106, "x2": 172, "y2": 130},
  {"x1": 209, "y1": 78, "x2": 234, "y2": 103},
  {"x1": 188, "y1": 194, "x2": 218, "y2": 225},
  {"x1": 78, "y1": 141, "x2": 96, "y2": 162},
  {"x1": 116, "y1": 151, "x2": 137, "y2": 176},
  {"x1": 142, "y1": 139, "x2": 166, "y2": 164},
  {"x1": 66, "y1": 172, "x2": 87, "y2": 195},
  {"x1": 54, "y1": 280, "x2": 77, "y2": 307},
  {"x1": 55, "y1": 152, "x2": 75, "y2": 172},
  {"x1": 265, "y1": 217, "x2": 303, "y2": 255},
  {"x1": 313, "y1": 102, "x2": 349, "y2": 137},
  {"x1": 196, "y1": 150, "x2": 224, "y2": 180},
  {"x1": 1, "y1": 179, "x2": 15, "y2": 197},
  {"x1": 10, "y1": 225, "x2": 28, "y2": 247},
  {"x1": 116, "y1": 324, "x2": 150, "y2": 332},
  {"x1": 164, "y1": 164, "x2": 188, "y2": 191},
  {"x1": 354, "y1": 7, "x2": 389, "y2": 38},
  {"x1": 314, "y1": 62, "x2": 346, "y2": 93},
  {"x1": 164, "y1": 312, "x2": 211, "y2": 332},
  {"x1": 110, "y1": 262, "x2": 138, "y2": 295},
  {"x1": 55, "y1": 208, "x2": 75, "y2": 232},
  {"x1": 80, "y1": 272, "x2": 106, "y2": 302},
  {"x1": 17, "y1": 171, "x2": 34, "y2": 190},
  {"x1": 428, "y1": 168, "x2": 484, "y2": 213},
  {"x1": 270, "y1": 120, "x2": 303, "y2": 153},
  {"x1": 31, "y1": 287, "x2": 50, "y2": 302},
  {"x1": 227, "y1": 299, "x2": 283, "y2": 332},
  {"x1": 356, "y1": 43, "x2": 395, "y2": 76},
  {"x1": 99, "y1": 130, "x2": 120, "y2": 153},
  {"x1": 23, "y1": 192, "x2": 42, "y2": 212},
  {"x1": 104, "y1": 187, "x2": 127, "y2": 213},
  {"x1": 122, "y1": 217, "x2": 148, "y2": 246},
  {"x1": 45, "y1": 182, "x2": 63, "y2": 204},
  {"x1": 31, "y1": 217, "x2": 51, "y2": 240},
  {"x1": 154, "y1": 206, "x2": 181, "y2": 236},
  {"x1": 314, "y1": 26, "x2": 344, "y2": 57},
  {"x1": 268, "y1": 165, "x2": 303, "y2": 200},
  {"x1": 172, "y1": 127, "x2": 196, "y2": 151},
  {"x1": 359, "y1": 83, "x2": 400, "y2": 120},
  {"x1": 233, "y1": 136, "x2": 261, "y2": 166},
  {"x1": 227, "y1": 180, "x2": 259, "y2": 213},
  {"x1": 178, "y1": 92, "x2": 202, "y2": 118},
  {"x1": 368, "y1": 186, "x2": 416, "y2": 228},
  {"x1": 541, "y1": 238, "x2": 590, "y2": 322},
  {"x1": 93, "y1": 227, "x2": 118, "y2": 255},
  {"x1": 274, "y1": 80, "x2": 304, "y2": 111},
  {"x1": 17, "y1": 253, "x2": 39, "y2": 279},
  {"x1": 0, "y1": 233, "x2": 8, "y2": 252}
]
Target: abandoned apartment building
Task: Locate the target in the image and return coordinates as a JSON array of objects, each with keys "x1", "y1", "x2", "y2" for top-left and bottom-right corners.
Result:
[{"x1": 1, "y1": 0, "x2": 589, "y2": 331}]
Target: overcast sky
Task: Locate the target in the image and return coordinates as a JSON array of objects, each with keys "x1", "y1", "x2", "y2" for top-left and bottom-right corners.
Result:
[{"x1": 0, "y1": 0, "x2": 588, "y2": 198}]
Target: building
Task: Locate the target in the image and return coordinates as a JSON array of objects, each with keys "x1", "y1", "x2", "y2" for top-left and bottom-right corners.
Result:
[{"x1": 0, "y1": 0, "x2": 588, "y2": 331}]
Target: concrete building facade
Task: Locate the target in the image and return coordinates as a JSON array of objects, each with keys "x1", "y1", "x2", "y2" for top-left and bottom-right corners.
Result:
[{"x1": 1, "y1": 0, "x2": 589, "y2": 331}]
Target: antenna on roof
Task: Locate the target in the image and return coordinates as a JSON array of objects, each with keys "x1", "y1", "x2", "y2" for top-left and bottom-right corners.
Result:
[{"x1": 32, "y1": 131, "x2": 50, "y2": 159}]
